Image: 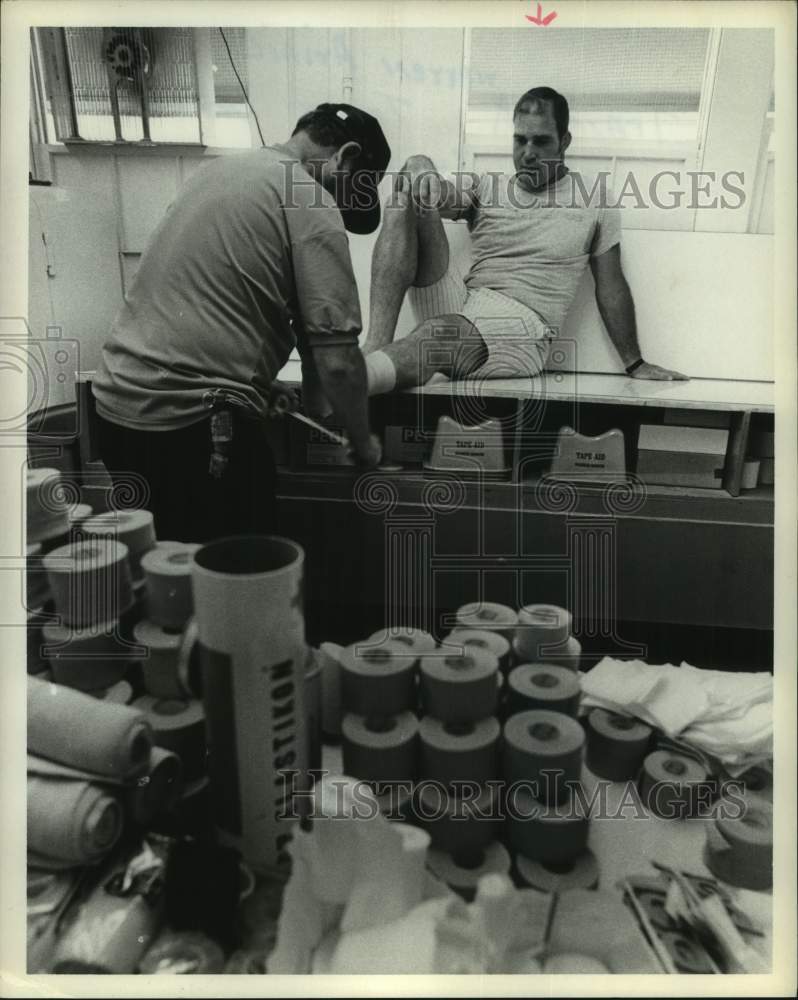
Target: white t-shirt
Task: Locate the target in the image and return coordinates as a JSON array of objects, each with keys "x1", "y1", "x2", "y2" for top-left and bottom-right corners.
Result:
[{"x1": 462, "y1": 170, "x2": 621, "y2": 336}]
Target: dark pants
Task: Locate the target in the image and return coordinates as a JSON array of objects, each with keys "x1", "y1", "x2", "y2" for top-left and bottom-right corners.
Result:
[{"x1": 96, "y1": 410, "x2": 278, "y2": 544}]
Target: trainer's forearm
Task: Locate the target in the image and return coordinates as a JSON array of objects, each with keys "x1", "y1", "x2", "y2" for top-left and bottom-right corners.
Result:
[
  {"x1": 311, "y1": 341, "x2": 372, "y2": 453},
  {"x1": 596, "y1": 280, "x2": 642, "y2": 368}
]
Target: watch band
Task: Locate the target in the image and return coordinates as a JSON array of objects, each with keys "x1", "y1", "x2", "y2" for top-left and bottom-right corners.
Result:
[{"x1": 625, "y1": 358, "x2": 645, "y2": 375}]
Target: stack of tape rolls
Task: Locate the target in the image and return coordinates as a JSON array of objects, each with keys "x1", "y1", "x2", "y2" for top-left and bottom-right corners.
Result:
[
  {"x1": 366, "y1": 627, "x2": 436, "y2": 658},
  {"x1": 426, "y1": 842, "x2": 511, "y2": 902},
  {"x1": 418, "y1": 715, "x2": 500, "y2": 787},
  {"x1": 138, "y1": 930, "x2": 226, "y2": 974},
  {"x1": 585, "y1": 709, "x2": 653, "y2": 781},
  {"x1": 27, "y1": 468, "x2": 69, "y2": 545},
  {"x1": 514, "y1": 604, "x2": 581, "y2": 671},
  {"x1": 134, "y1": 620, "x2": 187, "y2": 699},
  {"x1": 444, "y1": 628, "x2": 512, "y2": 674},
  {"x1": 507, "y1": 784, "x2": 590, "y2": 865},
  {"x1": 41, "y1": 619, "x2": 131, "y2": 692},
  {"x1": 507, "y1": 664, "x2": 581, "y2": 717},
  {"x1": 413, "y1": 781, "x2": 500, "y2": 857},
  {"x1": 419, "y1": 647, "x2": 499, "y2": 723},
  {"x1": 126, "y1": 747, "x2": 183, "y2": 825},
  {"x1": 141, "y1": 543, "x2": 200, "y2": 630},
  {"x1": 639, "y1": 750, "x2": 708, "y2": 820},
  {"x1": 82, "y1": 510, "x2": 156, "y2": 577},
  {"x1": 342, "y1": 711, "x2": 419, "y2": 784},
  {"x1": 44, "y1": 539, "x2": 133, "y2": 628},
  {"x1": 455, "y1": 601, "x2": 518, "y2": 641},
  {"x1": 704, "y1": 800, "x2": 773, "y2": 891},
  {"x1": 516, "y1": 848, "x2": 599, "y2": 893},
  {"x1": 503, "y1": 710, "x2": 585, "y2": 804},
  {"x1": 26, "y1": 543, "x2": 51, "y2": 609},
  {"x1": 132, "y1": 695, "x2": 207, "y2": 783},
  {"x1": 341, "y1": 640, "x2": 417, "y2": 719}
]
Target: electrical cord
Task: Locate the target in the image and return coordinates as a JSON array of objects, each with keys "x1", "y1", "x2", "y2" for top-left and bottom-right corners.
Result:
[{"x1": 217, "y1": 27, "x2": 265, "y2": 147}]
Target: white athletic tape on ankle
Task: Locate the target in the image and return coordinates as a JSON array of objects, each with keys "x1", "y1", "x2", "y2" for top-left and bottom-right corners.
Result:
[{"x1": 366, "y1": 350, "x2": 397, "y2": 395}]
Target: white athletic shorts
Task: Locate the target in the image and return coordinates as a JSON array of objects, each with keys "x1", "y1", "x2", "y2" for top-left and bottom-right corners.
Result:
[{"x1": 406, "y1": 259, "x2": 552, "y2": 378}]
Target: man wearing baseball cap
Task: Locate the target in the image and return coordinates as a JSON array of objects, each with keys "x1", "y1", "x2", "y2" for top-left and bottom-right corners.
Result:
[{"x1": 93, "y1": 103, "x2": 391, "y2": 543}]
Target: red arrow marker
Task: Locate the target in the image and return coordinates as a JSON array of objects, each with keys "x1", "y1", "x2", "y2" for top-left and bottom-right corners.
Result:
[{"x1": 526, "y1": 2, "x2": 558, "y2": 25}]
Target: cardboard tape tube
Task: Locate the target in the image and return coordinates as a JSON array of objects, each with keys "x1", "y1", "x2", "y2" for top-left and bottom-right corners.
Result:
[
  {"x1": 427, "y1": 841, "x2": 511, "y2": 902},
  {"x1": 367, "y1": 627, "x2": 436, "y2": 658},
  {"x1": 445, "y1": 628, "x2": 512, "y2": 674},
  {"x1": 341, "y1": 639, "x2": 417, "y2": 717},
  {"x1": 134, "y1": 620, "x2": 185, "y2": 699},
  {"x1": 192, "y1": 535, "x2": 308, "y2": 872},
  {"x1": 419, "y1": 647, "x2": 499, "y2": 724},
  {"x1": 639, "y1": 750, "x2": 708, "y2": 819},
  {"x1": 585, "y1": 709, "x2": 653, "y2": 782},
  {"x1": 126, "y1": 746, "x2": 183, "y2": 825},
  {"x1": 507, "y1": 783, "x2": 590, "y2": 865},
  {"x1": 42, "y1": 619, "x2": 131, "y2": 691},
  {"x1": 513, "y1": 634, "x2": 581, "y2": 673},
  {"x1": 132, "y1": 695, "x2": 207, "y2": 783},
  {"x1": 412, "y1": 781, "x2": 500, "y2": 857},
  {"x1": 515, "y1": 604, "x2": 572, "y2": 661},
  {"x1": 704, "y1": 801, "x2": 773, "y2": 890},
  {"x1": 507, "y1": 664, "x2": 581, "y2": 717},
  {"x1": 419, "y1": 715, "x2": 500, "y2": 787},
  {"x1": 82, "y1": 510, "x2": 156, "y2": 575},
  {"x1": 138, "y1": 930, "x2": 226, "y2": 974},
  {"x1": 28, "y1": 675, "x2": 152, "y2": 779},
  {"x1": 342, "y1": 711, "x2": 418, "y2": 784},
  {"x1": 27, "y1": 468, "x2": 69, "y2": 544},
  {"x1": 44, "y1": 539, "x2": 134, "y2": 628},
  {"x1": 516, "y1": 848, "x2": 599, "y2": 893},
  {"x1": 141, "y1": 543, "x2": 199, "y2": 630},
  {"x1": 455, "y1": 602, "x2": 518, "y2": 640},
  {"x1": 503, "y1": 709, "x2": 585, "y2": 804}
]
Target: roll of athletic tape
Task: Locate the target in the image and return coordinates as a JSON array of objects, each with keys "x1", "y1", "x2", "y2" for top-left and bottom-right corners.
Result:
[
  {"x1": 418, "y1": 715, "x2": 500, "y2": 787},
  {"x1": 368, "y1": 627, "x2": 436, "y2": 658},
  {"x1": 27, "y1": 468, "x2": 69, "y2": 544},
  {"x1": 413, "y1": 781, "x2": 500, "y2": 857},
  {"x1": 639, "y1": 750, "x2": 708, "y2": 819},
  {"x1": 658, "y1": 930, "x2": 715, "y2": 973},
  {"x1": 341, "y1": 710, "x2": 418, "y2": 784},
  {"x1": 419, "y1": 646, "x2": 499, "y2": 724},
  {"x1": 516, "y1": 848, "x2": 599, "y2": 893},
  {"x1": 42, "y1": 619, "x2": 131, "y2": 691},
  {"x1": 340, "y1": 639, "x2": 417, "y2": 718},
  {"x1": 507, "y1": 664, "x2": 580, "y2": 717},
  {"x1": 44, "y1": 539, "x2": 133, "y2": 628},
  {"x1": 704, "y1": 801, "x2": 773, "y2": 891},
  {"x1": 126, "y1": 746, "x2": 183, "y2": 825},
  {"x1": 141, "y1": 543, "x2": 199, "y2": 630},
  {"x1": 507, "y1": 783, "x2": 590, "y2": 865},
  {"x1": 132, "y1": 695, "x2": 207, "y2": 782},
  {"x1": 138, "y1": 930, "x2": 226, "y2": 974},
  {"x1": 455, "y1": 601, "x2": 518, "y2": 640},
  {"x1": 544, "y1": 953, "x2": 610, "y2": 974},
  {"x1": 514, "y1": 634, "x2": 581, "y2": 673},
  {"x1": 585, "y1": 708, "x2": 653, "y2": 782},
  {"x1": 427, "y1": 841, "x2": 511, "y2": 902},
  {"x1": 445, "y1": 628, "x2": 512, "y2": 674},
  {"x1": 503, "y1": 709, "x2": 585, "y2": 803},
  {"x1": 515, "y1": 604, "x2": 572, "y2": 661},
  {"x1": 82, "y1": 510, "x2": 156, "y2": 576},
  {"x1": 134, "y1": 620, "x2": 186, "y2": 699},
  {"x1": 95, "y1": 680, "x2": 133, "y2": 705}
]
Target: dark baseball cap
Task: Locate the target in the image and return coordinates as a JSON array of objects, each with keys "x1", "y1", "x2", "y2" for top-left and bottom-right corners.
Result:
[{"x1": 313, "y1": 103, "x2": 391, "y2": 235}]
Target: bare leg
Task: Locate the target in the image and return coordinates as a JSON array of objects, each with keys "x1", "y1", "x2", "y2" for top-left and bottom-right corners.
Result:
[
  {"x1": 367, "y1": 313, "x2": 488, "y2": 394},
  {"x1": 363, "y1": 156, "x2": 451, "y2": 354}
]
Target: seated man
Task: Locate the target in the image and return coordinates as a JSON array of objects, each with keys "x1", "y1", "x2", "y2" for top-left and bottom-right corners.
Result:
[{"x1": 361, "y1": 86, "x2": 687, "y2": 395}]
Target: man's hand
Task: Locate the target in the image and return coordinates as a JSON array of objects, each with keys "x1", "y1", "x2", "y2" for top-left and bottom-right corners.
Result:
[
  {"x1": 268, "y1": 380, "x2": 299, "y2": 416},
  {"x1": 630, "y1": 361, "x2": 689, "y2": 382},
  {"x1": 350, "y1": 433, "x2": 382, "y2": 468}
]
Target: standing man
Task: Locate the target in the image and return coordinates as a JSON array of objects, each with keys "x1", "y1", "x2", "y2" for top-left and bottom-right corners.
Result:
[
  {"x1": 361, "y1": 86, "x2": 687, "y2": 395},
  {"x1": 93, "y1": 104, "x2": 390, "y2": 542}
]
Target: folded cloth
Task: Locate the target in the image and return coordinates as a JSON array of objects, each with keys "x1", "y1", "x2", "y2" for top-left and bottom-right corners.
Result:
[
  {"x1": 28, "y1": 676, "x2": 153, "y2": 779},
  {"x1": 28, "y1": 775, "x2": 123, "y2": 867},
  {"x1": 580, "y1": 658, "x2": 773, "y2": 768}
]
